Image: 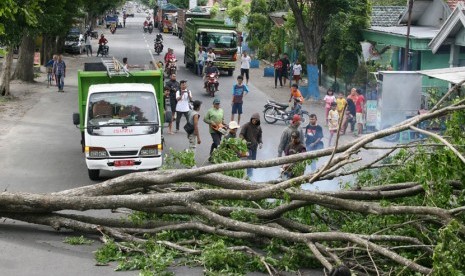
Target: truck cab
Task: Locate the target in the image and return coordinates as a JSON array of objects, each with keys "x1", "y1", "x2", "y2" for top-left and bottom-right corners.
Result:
[{"x1": 183, "y1": 19, "x2": 237, "y2": 76}]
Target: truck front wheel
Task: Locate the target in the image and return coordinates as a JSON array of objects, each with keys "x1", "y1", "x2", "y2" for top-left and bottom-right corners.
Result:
[
  {"x1": 228, "y1": 69, "x2": 233, "y2": 76},
  {"x1": 88, "y1": 169, "x2": 100, "y2": 181}
]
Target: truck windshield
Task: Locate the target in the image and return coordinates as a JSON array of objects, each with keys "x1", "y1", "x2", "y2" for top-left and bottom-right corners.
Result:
[
  {"x1": 199, "y1": 32, "x2": 237, "y2": 49},
  {"x1": 88, "y1": 91, "x2": 158, "y2": 127}
]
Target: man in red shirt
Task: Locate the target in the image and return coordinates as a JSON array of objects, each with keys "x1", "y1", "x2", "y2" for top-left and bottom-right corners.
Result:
[
  {"x1": 354, "y1": 88, "x2": 365, "y2": 136},
  {"x1": 97, "y1": 34, "x2": 108, "y2": 57}
]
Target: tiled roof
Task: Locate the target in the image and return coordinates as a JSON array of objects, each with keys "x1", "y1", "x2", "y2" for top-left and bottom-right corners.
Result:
[{"x1": 370, "y1": 6, "x2": 406, "y2": 27}]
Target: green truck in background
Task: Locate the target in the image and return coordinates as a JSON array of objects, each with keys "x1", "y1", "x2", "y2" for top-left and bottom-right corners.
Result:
[
  {"x1": 183, "y1": 18, "x2": 238, "y2": 76},
  {"x1": 72, "y1": 60, "x2": 165, "y2": 180}
]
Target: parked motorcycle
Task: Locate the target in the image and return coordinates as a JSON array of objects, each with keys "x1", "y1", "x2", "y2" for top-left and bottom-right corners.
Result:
[
  {"x1": 263, "y1": 100, "x2": 310, "y2": 125},
  {"x1": 205, "y1": 72, "x2": 219, "y2": 97}
]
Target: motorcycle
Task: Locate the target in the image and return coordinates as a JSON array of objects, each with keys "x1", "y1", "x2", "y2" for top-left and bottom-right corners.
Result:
[
  {"x1": 263, "y1": 100, "x2": 310, "y2": 125},
  {"x1": 110, "y1": 25, "x2": 116, "y2": 34},
  {"x1": 143, "y1": 25, "x2": 148, "y2": 33},
  {"x1": 154, "y1": 34, "x2": 163, "y2": 54},
  {"x1": 205, "y1": 72, "x2": 219, "y2": 97},
  {"x1": 97, "y1": 45, "x2": 109, "y2": 57},
  {"x1": 154, "y1": 39, "x2": 163, "y2": 55},
  {"x1": 148, "y1": 24, "x2": 154, "y2": 34},
  {"x1": 165, "y1": 58, "x2": 177, "y2": 77}
]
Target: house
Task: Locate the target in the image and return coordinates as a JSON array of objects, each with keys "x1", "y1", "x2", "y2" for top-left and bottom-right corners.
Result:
[{"x1": 362, "y1": 0, "x2": 465, "y2": 89}]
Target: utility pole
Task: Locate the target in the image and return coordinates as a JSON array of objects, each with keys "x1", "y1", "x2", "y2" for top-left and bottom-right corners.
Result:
[{"x1": 403, "y1": 0, "x2": 414, "y2": 70}]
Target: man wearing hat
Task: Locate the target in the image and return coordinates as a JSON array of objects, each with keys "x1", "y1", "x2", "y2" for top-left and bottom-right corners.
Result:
[
  {"x1": 240, "y1": 113, "x2": 263, "y2": 177},
  {"x1": 278, "y1": 114, "x2": 304, "y2": 157},
  {"x1": 203, "y1": 98, "x2": 225, "y2": 159},
  {"x1": 225, "y1": 121, "x2": 240, "y2": 139}
]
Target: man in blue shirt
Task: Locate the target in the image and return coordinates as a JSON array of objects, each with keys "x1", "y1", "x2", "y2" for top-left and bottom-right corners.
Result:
[
  {"x1": 53, "y1": 55, "x2": 66, "y2": 92},
  {"x1": 231, "y1": 75, "x2": 249, "y2": 124}
]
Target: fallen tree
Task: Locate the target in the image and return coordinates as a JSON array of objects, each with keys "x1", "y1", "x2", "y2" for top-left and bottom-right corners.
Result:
[{"x1": 2, "y1": 86, "x2": 465, "y2": 275}]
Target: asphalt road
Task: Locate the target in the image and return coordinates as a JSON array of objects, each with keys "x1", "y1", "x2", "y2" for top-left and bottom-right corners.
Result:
[{"x1": 0, "y1": 12, "x2": 326, "y2": 276}]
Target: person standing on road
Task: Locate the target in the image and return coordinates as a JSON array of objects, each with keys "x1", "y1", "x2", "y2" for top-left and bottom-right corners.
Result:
[
  {"x1": 197, "y1": 47, "x2": 206, "y2": 76},
  {"x1": 187, "y1": 100, "x2": 202, "y2": 151},
  {"x1": 280, "y1": 53, "x2": 290, "y2": 87},
  {"x1": 305, "y1": 114, "x2": 324, "y2": 171},
  {"x1": 354, "y1": 88, "x2": 366, "y2": 137},
  {"x1": 240, "y1": 51, "x2": 251, "y2": 85},
  {"x1": 240, "y1": 113, "x2": 263, "y2": 178},
  {"x1": 274, "y1": 57, "x2": 283, "y2": 88},
  {"x1": 231, "y1": 75, "x2": 249, "y2": 124},
  {"x1": 84, "y1": 34, "x2": 92, "y2": 56},
  {"x1": 341, "y1": 97, "x2": 356, "y2": 135},
  {"x1": 278, "y1": 114, "x2": 304, "y2": 157},
  {"x1": 165, "y1": 74, "x2": 180, "y2": 134},
  {"x1": 204, "y1": 98, "x2": 225, "y2": 160},
  {"x1": 175, "y1": 80, "x2": 193, "y2": 133},
  {"x1": 292, "y1": 60, "x2": 302, "y2": 86},
  {"x1": 53, "y1": 55, "x2": 66, "y2": 92},
  {"x1": 327, "y1": 102, "x2": 339, "y2": 147},
  {"x1": 163, "y1": 86, "x2": 174, "y2": 134},
  {"x1": 323, "y1": 89, "x2": 336, "y2": 125},
  {"x1": 206, "y1": 48, "x2": 216, "y2": 62},
  {"x1": 45, "y1": 55, "x2": 57, "y2": 88}
]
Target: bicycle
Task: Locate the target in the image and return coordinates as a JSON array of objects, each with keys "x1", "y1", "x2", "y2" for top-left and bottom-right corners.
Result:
[{"x1": 46, "y1": 67, "x2": 53, "y2": 88}]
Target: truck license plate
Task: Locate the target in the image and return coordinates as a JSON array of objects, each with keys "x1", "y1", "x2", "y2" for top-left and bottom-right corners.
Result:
[{"x1": 114, "y1": 160, "x2": 135, "y2": 167}]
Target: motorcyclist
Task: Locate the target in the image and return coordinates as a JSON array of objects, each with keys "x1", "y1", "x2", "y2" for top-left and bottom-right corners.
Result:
[
  {"x1": 143, "y1": 18, "x2": 149, "y2": 32},
  {"x1": 204, "y1": 61, "x2": 220, "y2": 91},
  {"x1": 97, "y1": 34, "x2": 108, "y2": 57},
  {"x1": 164, "y1": 48, "x2": 176, "y2": 63},
  {"x1": 164, "y1": 48, "x2": 176, "y2": 71},
  {"x1": 154, "y1": 34, "x2": 163, "y2": 53},
  {"x1": 110, "y1": 22, "x2": 116, "y2": 34}
]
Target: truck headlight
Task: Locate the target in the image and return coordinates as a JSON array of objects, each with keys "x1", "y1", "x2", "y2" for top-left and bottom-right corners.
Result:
[
  {"x1": 140, "y1": 144, "x2": 162, "y2": 156},
  {"x1": 86, "y1": 146, "x2": 109, "y2": 158}
]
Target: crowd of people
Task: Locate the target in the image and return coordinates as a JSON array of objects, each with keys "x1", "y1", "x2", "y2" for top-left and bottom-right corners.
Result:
[{"x1": 161, "y1": 51, "x2": 368, "y2": 179}]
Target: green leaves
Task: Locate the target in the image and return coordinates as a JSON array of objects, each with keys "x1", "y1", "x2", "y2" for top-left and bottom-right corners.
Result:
[
  {"x1": 63, "y1": 235, "x2": 94, "y2": 245},
  {"x1": 433, "y1": 220, "x2": 465, "y2": 276}
]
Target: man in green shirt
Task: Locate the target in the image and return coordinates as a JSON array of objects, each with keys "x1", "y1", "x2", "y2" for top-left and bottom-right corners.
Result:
[{"x1": 203, "y1": 98, "x2": 225, "y2": 159}]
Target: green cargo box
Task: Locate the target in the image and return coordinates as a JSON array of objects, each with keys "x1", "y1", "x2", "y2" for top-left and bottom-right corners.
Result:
[{"x1": 77, "y1": 65, "x2": 164, "y2": 131}]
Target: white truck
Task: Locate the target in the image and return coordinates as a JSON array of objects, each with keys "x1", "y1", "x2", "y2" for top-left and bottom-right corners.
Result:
[{"x1": 73, "y1": 61, "x2": 165, "y2": 180}]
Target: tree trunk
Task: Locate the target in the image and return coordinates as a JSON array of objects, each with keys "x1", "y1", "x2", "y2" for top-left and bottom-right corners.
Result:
[
  {"x1": 0, "y1": 46, "x2": 14, "y2": 97},
  {"x1": 288, "y1": 0, "x2": 325, "y2": 100},
  {"x1": 56, "y1": 36, "x2": 65, "y2": 54},
  {"x1": 43, "y1": 35, "x2": 55, "y2": 65},
  {"x1": 12, "y1": 34, "x2": 36, "y2": 82}
]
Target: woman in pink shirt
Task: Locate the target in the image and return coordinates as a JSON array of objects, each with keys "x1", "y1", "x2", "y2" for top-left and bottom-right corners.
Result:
[{"x1": 323, "y1": 89, "x2": 336, "y2": 125}]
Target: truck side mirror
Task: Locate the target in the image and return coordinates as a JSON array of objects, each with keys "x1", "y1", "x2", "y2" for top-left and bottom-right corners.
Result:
[{"x1": 73, "y1": 113, "x2": 80, "y2": 125}]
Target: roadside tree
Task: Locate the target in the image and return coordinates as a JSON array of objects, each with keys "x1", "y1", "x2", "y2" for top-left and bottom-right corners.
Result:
[
  {"x1": 287, "y1": 0, "x2": 370, "y2": 99},
  {"x1": 0, "y1": 0, "x2": 40, "y2": 96}
]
